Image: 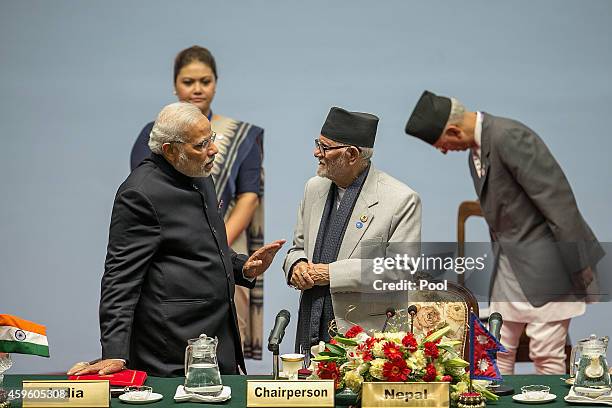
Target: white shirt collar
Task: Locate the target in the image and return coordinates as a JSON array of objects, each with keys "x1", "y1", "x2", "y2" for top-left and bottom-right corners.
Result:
[{"x1": 473, "y1": 111, "x2": 483, "y2": 160}]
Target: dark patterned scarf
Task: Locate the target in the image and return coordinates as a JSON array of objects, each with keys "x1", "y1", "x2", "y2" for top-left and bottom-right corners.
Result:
[{"x1": 296, "y1": 165, "x2": 370, "y2": 354}]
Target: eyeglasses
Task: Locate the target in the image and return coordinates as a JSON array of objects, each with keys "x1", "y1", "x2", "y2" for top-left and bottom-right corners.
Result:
[
  {"x1": 172, "y1": 131, "x2": 217, "y2": 151},
  {"x1": 314, "y1": 138, "x2": 360, "y2": 157}
]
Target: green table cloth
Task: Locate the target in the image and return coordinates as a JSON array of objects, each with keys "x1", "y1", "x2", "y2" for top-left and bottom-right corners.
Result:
[{"x1": 1, "y1": 374, "x2": 575, "y2": 407}]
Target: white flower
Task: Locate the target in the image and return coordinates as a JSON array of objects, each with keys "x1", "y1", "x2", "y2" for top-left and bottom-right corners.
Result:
[
  {"x1": 371, "y1": 341, "x2": 386, "y2": 358},
  {"x1": 407, "y1": 349, "x2": 427, "y2": 371},
  {"x1": 369, "y1": 358, "x2": 386, "y2": 380},
  {"x1": 344, "y1": 370, "x2": 364, "y2": 392},
  {"x1": 384, "y1": 332, "x2": 407, "y2": 344},
  {"x1": 356, "y1": 363, "x2": 370, "y2": 376},
  {"x1": 310, "y1": 341, "x2": 326, "y2": 358}
]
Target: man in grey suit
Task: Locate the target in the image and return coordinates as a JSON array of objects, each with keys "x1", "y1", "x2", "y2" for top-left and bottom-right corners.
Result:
[
  {"x1": 404, "y1": 91, "x2": 604, "y2": 374},
  {"x1": 284, "y1": 107, "x2": 422, "y2": 355}
]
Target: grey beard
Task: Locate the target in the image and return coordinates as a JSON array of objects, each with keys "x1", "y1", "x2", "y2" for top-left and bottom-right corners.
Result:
[
  {"x1": 317, "y1": 155, "x2": 348, "y2": 181},
  {"x1": 177, "y1": 150, "x2": 213, "y2": 178}
]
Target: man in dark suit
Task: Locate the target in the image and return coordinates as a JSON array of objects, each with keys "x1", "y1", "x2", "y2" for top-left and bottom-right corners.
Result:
[
  {"x1": 404, "y1": 91, "x2": 603, "y2": 374},
  {"x1": 68, "y1": 102, "x2": 284, "y2": 377}
]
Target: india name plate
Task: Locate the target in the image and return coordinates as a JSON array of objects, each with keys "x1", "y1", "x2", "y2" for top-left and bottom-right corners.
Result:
[
  {"x1": 21, "y1": 380, "x2": 110, "y2": 407},
  {"x1": 247, "y1": 380, "x2": 334, "y2": 407},
  {"x1": 362, "y1": 382, "x2": 450, "y2": 408}
]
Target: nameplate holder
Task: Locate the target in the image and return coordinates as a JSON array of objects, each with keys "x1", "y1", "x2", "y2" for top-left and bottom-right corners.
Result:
[
  {"x1": 362, "y1": 382, "x2": 449, "y2": 408},
  {"x1": 21, "y1": 380, "x2": 110, "y2": 407},
  {"x1": 246, "y1": 380, "x2": 334, "y2": 407}
]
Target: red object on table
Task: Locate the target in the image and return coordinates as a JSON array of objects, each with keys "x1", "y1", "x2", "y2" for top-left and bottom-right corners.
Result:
[
  {"x1": 68, "y1": 369, "x2": 147, "y2": 386},
  {"x1": 298, "y1": 368, "x2": 312, "y2": 379}
]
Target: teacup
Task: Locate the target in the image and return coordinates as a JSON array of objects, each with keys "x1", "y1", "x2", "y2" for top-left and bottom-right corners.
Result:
[
  {"x1": 281, "y1": 353, "x2": 305, "y2": 380},
  {"x1": 124, "y1": 386, "x2": 152, "y2": 400},
  {"x1": 521, "y1": 385, "x2": 550, "y2": 400}
]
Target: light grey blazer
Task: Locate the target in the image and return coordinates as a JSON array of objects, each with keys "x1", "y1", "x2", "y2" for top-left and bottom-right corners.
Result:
[
  {"x1": 283, "y1": 166, "x2": 422, "y2": 333},
  {"x1": 471, "y1": 113, "x2": 604, "y2": 307}
]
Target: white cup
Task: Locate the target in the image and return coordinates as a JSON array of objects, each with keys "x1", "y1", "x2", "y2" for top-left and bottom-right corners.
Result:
[
  {"x1": 280, "y1": 353, "x2": 305, "y2": 380},
  {"x1": 124, "y1": 386, "x2": 152, "y2": 400},
  {"x1": 521, "y1": 385, "x2": 550, "y2": 400}
]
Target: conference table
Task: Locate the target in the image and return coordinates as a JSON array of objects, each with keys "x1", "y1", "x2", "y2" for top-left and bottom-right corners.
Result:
[{"x1": 3, "y1": 374, "x2": 575, "y2": 407}]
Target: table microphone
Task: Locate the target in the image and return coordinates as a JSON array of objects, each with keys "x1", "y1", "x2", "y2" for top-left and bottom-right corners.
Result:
[
  {"x1": 408, "y1": 305, "x2": 417, "y2": 334},
  {"x1": 268, "y1": 309, "x2": 290, "y2": 380},
  {"x1": 268, "y1": 309, "x2": 291, "y2": 352},
  {"x1": 381, "y1": 307, "x2": 396, "y2": 333},
  {"x1": 488, "y1": 312, "x2": 503, "y2": 341}
]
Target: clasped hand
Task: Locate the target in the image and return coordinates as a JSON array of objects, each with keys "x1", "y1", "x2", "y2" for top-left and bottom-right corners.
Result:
[{"x1": 290, "y1": 261, "x2": 329, "y2": 290}]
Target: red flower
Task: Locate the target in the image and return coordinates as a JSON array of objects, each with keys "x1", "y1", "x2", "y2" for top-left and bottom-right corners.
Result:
[
  {"x1": 383, "y1": 358, "x2": 411, "y2": 382},
  {"x1": 424, "y1": 341, "x2": 439, "y2": 359},
  {"x1": 329, "y1": 338, "x2": 338, "y2": 345},
  {"x1": 357, "y1": 343, "x2": 373, "y2": 361},
  {"x1": 317, "y1": 361, "x2": 341, "y2": 388},
  {"x1": 345, "y1": 325, "x2": 364, "y2": 338},
  {"x1": 402, "y1": 333, "x2": 418, "y2": 352},
  {"x1": 362, "y1": 350, "x2": 373, "y2": 362},
  {"x1": 423, "y1": 363, "x2": 437, "y2": 382},
  {"x1": 383, "y1": 341, "x2": 404, "y2": 360},
  {"x1": 441, "y1": 375, "x2": 452, "y2": 382},
  {"x1": 316, "y1": 361, "x2": 338, "y2": 377},
  {"x1": 365, "y1": 337, "x2": 379, "y2": 349}
]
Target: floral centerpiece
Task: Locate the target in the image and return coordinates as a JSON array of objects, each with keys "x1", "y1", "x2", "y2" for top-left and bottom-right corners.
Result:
[{"x1": 308, "y1": 325, "x2": 498, "y2": 403}]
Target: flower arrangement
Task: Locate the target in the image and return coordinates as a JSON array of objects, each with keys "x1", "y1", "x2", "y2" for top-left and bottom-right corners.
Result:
[{"x1": 308, "y1": 325, "x2": 498, "y2": 402}]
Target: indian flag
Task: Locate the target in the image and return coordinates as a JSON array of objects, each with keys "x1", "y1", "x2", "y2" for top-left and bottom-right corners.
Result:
[{"x1": 0, "y1": 314, "x2": 49, "y2": 357}]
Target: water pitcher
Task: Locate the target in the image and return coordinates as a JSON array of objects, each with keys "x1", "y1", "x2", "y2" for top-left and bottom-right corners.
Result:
[
  {"x1": 184, "y1": 334, "x2": 223, "y2": 395},
  {"x1": 570, "y1": 334, "x2": 611, "y2": 391}
]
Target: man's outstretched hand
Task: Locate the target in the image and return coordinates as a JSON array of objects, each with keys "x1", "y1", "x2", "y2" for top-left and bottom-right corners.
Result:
[{"x1": 243, "y1": 239, "x2": 286, "y2": 279}]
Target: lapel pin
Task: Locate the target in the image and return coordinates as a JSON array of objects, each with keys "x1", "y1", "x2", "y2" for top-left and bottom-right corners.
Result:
[
  {"x1": 360, "y1": 214, "x2": 368, "y2": 223},
  {"x1": 356, "y1": 221, "x2": 363, "y2": 229}
]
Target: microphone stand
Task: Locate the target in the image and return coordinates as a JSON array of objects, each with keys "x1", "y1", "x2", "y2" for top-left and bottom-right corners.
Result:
[
  {"x1": 267, "y1": 309, "x2": 290, "y2": 380},
  {"x1": 407, "y1": 305, "x2": 417, "y2": 334},
  {"x1": 488, "y1": 351, "x2": 514, "y2": 396},
  {"x1": 270, "y1": 344, "x2": 280, "y2": 380},
  {"x1": 487, "y1": 314, "x2": 514, "y2": 396},
  {"x1": 382, "y1": 308, "x2": 396, "y2": 333}
]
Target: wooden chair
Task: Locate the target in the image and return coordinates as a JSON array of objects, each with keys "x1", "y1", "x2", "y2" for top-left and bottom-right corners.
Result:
[
  {"x1": 456, "y1": 200, "x2": 572, "y2": 373},
  {"x1": 398, "y1": 281, "x2": 479, "y2": 361}
]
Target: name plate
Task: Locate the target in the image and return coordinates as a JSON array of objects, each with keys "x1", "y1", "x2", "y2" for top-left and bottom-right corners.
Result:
[
  {"x1": 362, "y1": 382, "x2": 449, "y2": 408},
  {"x1": 21, "y1": 380, "x2": 110, "y2": 407},
  {"x1": 247, "y1": 380, "x2": 334, "y2": 407}
]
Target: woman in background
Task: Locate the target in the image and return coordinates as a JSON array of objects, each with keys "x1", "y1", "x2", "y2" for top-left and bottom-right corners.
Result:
[{"x1": 130, "y1": 46, "x2": 264, "y2": 360}]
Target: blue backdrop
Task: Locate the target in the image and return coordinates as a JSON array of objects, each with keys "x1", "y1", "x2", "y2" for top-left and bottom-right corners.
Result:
[{"x1": 1, "y1": 0, "x2": 610, "y2": 374}]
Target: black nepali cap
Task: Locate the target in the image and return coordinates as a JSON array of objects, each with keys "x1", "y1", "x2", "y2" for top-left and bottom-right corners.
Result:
[
  {"x1": 321, "y1": 107, "x2": 378, "y2": 148},
  {"x1": 405, "y1": 90, "x2": 451, "y2": 145}
]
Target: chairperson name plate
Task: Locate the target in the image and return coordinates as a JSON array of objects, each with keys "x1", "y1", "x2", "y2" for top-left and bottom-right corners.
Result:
[
  {"x1": 247, "y1": 380, "x2": 334, "y2": 407},
  {"x1": 21, "y1": 380, "x2": 110, "y2": 407},
  {"x1": 362, "y1": 382, "x2": 449, "y2": 408}
]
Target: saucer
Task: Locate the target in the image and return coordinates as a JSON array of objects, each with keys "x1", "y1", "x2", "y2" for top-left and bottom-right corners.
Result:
[
  {"x1": 573, "y1": 386, "x2": 611, "y2": 398},
  {"x1": 563, "y1": 377, "x2": 575, "y2": 386},
  {"x1": 119, "y1": 392, "x2": 163, "y2": 404},
  {"x1": 512, "y1": 393, "x2": 557, "y2": 404},
  {"x1": 174, "y1": 385, "x2": 231, "y2": 403}
]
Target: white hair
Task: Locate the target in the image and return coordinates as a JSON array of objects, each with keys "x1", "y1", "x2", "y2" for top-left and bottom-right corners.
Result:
[
  {"x1": 445, "y1": 97, "x2": 467, "y2": 127},
  {"x1": 148, "y1": 102, "x2": 203, "y2": 154},
  {"x1": 356, "y1": 147, "x2": 373, "y2": 172},
  {"x1": 360, "y1": 147, "x2": 373, "y2": 161}
]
